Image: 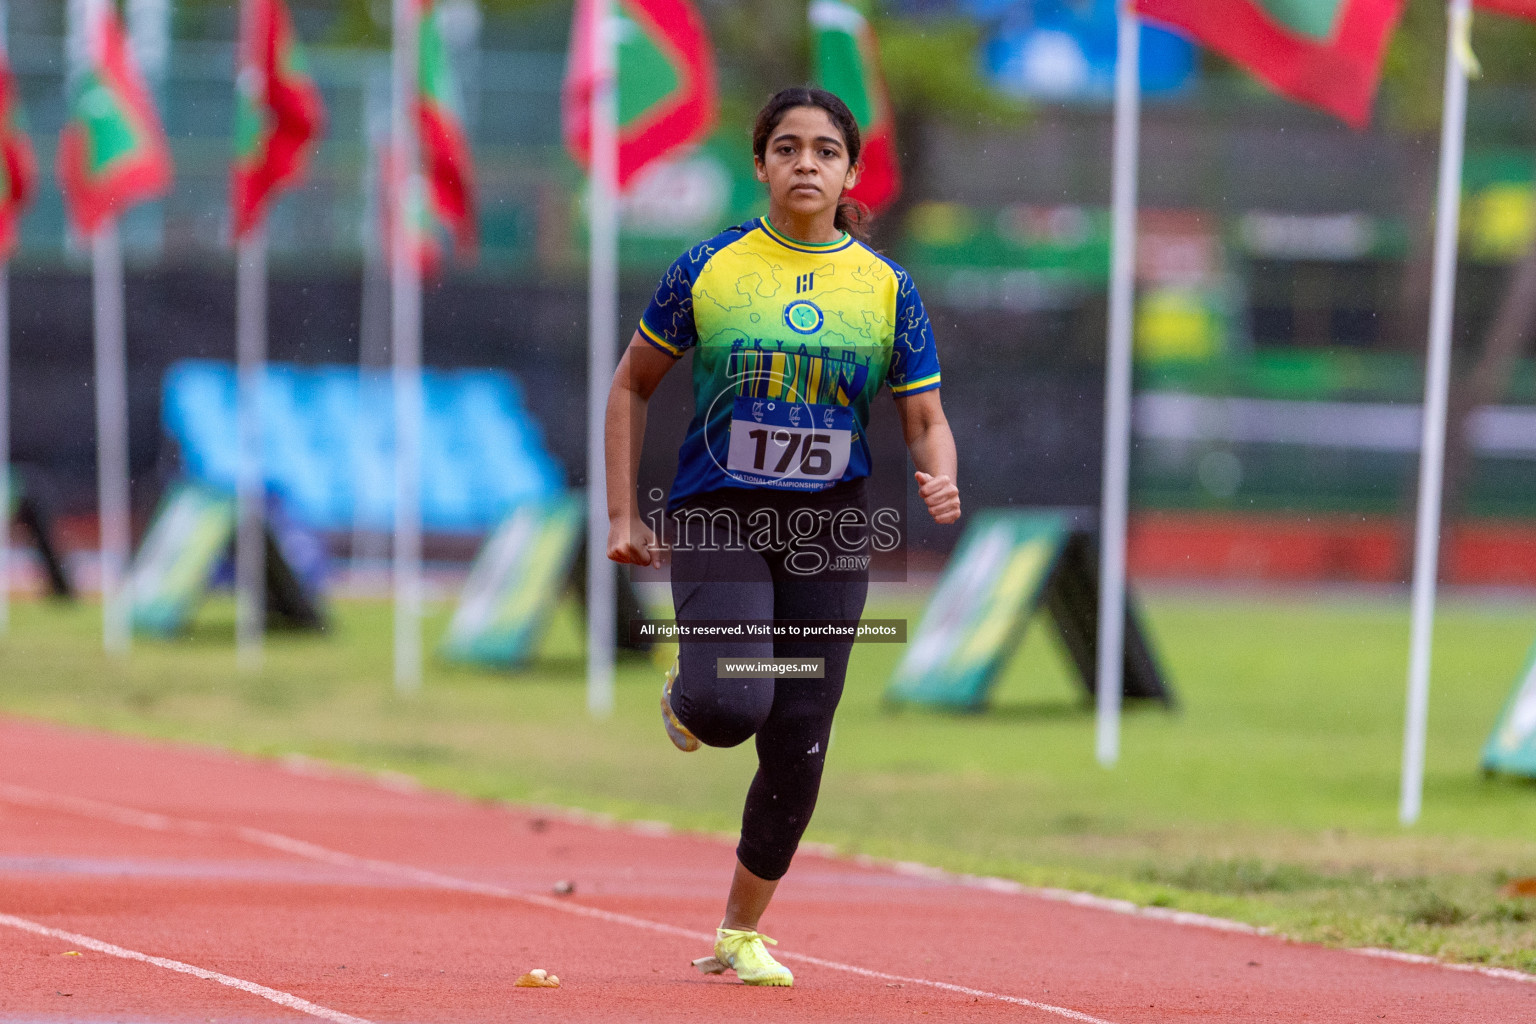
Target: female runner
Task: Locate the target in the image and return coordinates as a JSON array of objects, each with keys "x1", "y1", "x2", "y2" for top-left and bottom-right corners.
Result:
[{"x1": 604, "y1": 86, "x2": 960, "y2": 987}]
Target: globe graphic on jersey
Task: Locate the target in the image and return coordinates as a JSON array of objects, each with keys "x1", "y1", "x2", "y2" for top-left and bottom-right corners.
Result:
[{"x1": 783, "y1": 300, "x2": 823, "y2": 334}]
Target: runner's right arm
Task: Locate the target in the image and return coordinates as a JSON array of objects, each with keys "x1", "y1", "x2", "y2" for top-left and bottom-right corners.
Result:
[{"x1": 604, "y1": 333, "x2": 677, "y2": 566}]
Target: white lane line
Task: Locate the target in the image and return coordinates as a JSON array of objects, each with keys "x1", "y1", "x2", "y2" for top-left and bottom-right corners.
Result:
[
  {"x1": 206, "y1": 826, "x2": 1122, "y2": 1023},
  {"x1": 11, "y1": 782, "x2": 1536, "y2": 994},
  {"x1": 0, "y1": 912, "x2": 377, "y2": 1024},
  {"x1": 868, "y1": 860, "x2": 1269, "y2": 936},
  {"x1": 0, "y1": 783, "x2": 1117, "y2": 1024},
  {"x1": 1352, "y1": 947, "x2": 1536, "y2": 985}
]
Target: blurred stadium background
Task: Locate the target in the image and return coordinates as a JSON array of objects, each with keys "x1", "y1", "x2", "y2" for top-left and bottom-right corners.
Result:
[
  {"x1": 4, "y1": 0, "x2": 1536, "y2": 978},
  {"x1": 5, "y1": 0, "x2": 1536, "y2": 587}
]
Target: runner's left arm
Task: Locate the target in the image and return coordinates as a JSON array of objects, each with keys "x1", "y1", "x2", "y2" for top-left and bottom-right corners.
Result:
[
  {"x1": 895, "y1": 390, "x2": 960, "y2": 525},
  {"x1": 886, "y1": 268, "x2": 958, "y2": 524}
]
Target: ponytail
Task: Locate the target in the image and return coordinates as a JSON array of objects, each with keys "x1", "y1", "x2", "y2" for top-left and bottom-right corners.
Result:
[{"x1": 834, "y1": 196, "x2": 871, "y2": 244}]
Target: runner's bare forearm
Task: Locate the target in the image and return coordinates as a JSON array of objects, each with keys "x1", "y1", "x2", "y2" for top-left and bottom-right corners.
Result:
[
  {"x1": 604, "y1": 381, "x2": 647, "y2": 523},
  {"x1": 896, "y1": 390, "x2": 957, "y2": 483},
  {"x1": 604, "y1": 335, "x2": 675, "y2": 524},
  {"x1": 907, "y1": 420, "x2": 957, "y2": 483}
]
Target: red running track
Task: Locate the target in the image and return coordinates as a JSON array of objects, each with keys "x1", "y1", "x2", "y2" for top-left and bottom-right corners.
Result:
[{"x1": 0, "y1": 716, "x2": 1532, "y2": 1023}]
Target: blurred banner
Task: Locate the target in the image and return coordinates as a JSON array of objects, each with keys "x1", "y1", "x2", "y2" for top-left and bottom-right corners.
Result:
[
  {"x1": 976, "y1": 0, "x2": 1196, "y2": 100},
  {"x1": 886, "y1": 509, "x2": 1172, "y2": 711},
  {"x1": 441, "y1": 493, "x2": 584, "y2": 667},
  {"x1": 1483, "y1": 639, "x2": 1536, "y2": 779},
  {"x1": 127, "y1": 479, "x2": 326, "y2": 637}
]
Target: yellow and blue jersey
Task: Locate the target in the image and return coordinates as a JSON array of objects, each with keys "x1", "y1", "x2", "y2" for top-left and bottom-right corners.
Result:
[{"x1": 639, "y1": 217, "x2": 942, "y2": 507}]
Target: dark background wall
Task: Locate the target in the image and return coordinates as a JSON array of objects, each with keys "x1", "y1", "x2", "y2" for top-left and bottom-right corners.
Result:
[{"x1": 8, "y1": 267, "x2": 1104, "y2": 555}]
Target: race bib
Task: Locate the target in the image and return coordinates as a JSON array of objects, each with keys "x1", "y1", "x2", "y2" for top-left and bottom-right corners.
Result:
[{"x1": 725, "y1": 397, "x2": 853, "y2": 488}]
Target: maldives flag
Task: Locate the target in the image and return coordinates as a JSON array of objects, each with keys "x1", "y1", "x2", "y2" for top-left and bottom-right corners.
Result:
[
  {"x1": 1132, "y1": 0, "x2": 1404, "y2": 129},
  {"x1": 232, "y1": 0, "x2": 325, "y2": 239},
  {"x1": 1477, "y1": 0, "x2": 1536, "y2": 19},
  {"x1": 563, "y1": 0, "x2": 719, "y2": 190},
  {"x1": 379, "y1": 144, "x2": 445, "y2": 278},
  {"x1": 0, "y1": 55, "x2": 36, "y2": 258},
  {"x1": 810, "y1": 0, "x2": 901, "y2": 214},
  {"x1": 57, "y1": 0, "x2": 172, "y2": 237},
  {"x1": 417, "y1": 0, "x2": 476, "y2": 257}
]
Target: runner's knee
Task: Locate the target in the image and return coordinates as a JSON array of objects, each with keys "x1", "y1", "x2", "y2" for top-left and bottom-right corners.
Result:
[{"x1": 674, "y1": 673, "x2": 774, "y2": 748}]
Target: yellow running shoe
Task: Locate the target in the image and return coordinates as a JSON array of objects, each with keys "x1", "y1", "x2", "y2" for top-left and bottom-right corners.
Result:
[
  {"x1": 660, "y1": 657, "x2": 700, "y2": 752},
  {"x1": 692, "y1": 926, "x2": 794, "y2": 987}
]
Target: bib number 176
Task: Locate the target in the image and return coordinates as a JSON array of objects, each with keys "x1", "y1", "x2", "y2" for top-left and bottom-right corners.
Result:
[
  {"x1": 744, "y1": 427, "x2": 834, "y2": 475},
  {"x1": 726, "y1": 397, "x2": 853, "y2": 486}
]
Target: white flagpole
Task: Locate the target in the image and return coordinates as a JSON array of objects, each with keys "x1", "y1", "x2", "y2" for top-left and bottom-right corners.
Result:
[
  {"x1": 94, "y1": 223, "x2": 131, "y2": 655},
  {"x1": 235, "y1": 226, "x2": 267, "y2": 670},
  {"x1": 1401, "y1": 0, "x2": 1473, "y2": 827},
  {"x1": 0, "y1": 0, "x2": 10, "y2": 636},
  {"x1": 391, "y1": 0, "x2": 425, "y2": 694},
  {"x1": 585, "y1": 0, "x2": 618, "y2": 718},
  {"x1": 1096, "y1": 7, "x2": 1140, "y2": 768},
  {"x1": 352, "y1": 69, "x2": 392, "y2": 573},
  {"x1": 0, "y1": 261, "x2": 9, "y2": 637}
]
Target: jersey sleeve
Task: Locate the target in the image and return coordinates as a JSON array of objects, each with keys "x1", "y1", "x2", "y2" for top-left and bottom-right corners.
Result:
[
  {"x1": 886, "y1": 269, "x2": 941, "y2": 397},
  {"x1": 638, "y1": 252, "x2": 702, "y2": 358}
]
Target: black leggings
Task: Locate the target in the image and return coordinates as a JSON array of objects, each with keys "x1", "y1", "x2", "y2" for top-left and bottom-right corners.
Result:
[{"x1": 667, "y1": 484, "x2": 869, "y2": 881}]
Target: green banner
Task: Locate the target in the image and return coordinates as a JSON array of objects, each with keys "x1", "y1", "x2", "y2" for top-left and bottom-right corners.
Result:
[
  {"x1": 1481, "y1": 640, "x2": 1536, "y2": 779},
  {"x1": 887, "y1": 511, "x2": 1071, "y2": 711},
  {"x1": 129, "y1": 481, "x2": 237, "y2": 636},
  {"x1": 441, "y1": 494, "x2": 585, "y2": 667}
]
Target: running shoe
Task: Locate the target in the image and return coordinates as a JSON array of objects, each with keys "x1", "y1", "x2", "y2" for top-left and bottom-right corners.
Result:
[
  {"x1": 692, "y1": 926, "x2": 794, "y2": 987},
  {"x1": 660, "y1": 657, "x2": 700, "y2": 752}
]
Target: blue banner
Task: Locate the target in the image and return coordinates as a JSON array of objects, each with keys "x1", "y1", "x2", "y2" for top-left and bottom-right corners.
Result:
[{"x1": 964, "y1": 0, "x2": 1198, "y2": 100}]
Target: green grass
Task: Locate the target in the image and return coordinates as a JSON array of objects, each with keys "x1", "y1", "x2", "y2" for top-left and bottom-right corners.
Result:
[{"x1": 3, "y1": 588, "x2": 1536, "y2": 971}]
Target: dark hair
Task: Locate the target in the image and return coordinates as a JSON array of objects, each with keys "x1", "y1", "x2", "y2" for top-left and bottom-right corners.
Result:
[{"x1": 751, "y1": 87, "x2": 870, "y2": 243}]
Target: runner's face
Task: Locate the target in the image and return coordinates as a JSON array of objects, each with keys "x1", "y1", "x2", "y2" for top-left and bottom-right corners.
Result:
[{"x1": 755, "y1": 106, "x2": 858, "y2": 223}]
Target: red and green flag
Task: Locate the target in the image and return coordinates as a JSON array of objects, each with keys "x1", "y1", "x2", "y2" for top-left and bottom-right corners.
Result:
[
  {"x1": 379, "y1": 144, "x2": 446, "y2": 278},
  {"x1": 1477, "y1": 1, "x2": 1536, "y2": 20},
  {"x1": 810, "y1": 0, "x2": 901, "y2": 214},
  {"x1": 563, "y1": 0, "x2": 719, "y2": 190},
  {"x1": 1132, "y1": 0, "x2": 1404, "y2": 129},
  {"x1": 416, "y1": 0, "x2": 476, "y2": 258},
  {"x1": 56, "y1": 0, "x2": 173, "y2": 237},
  {"x1": 232, "y1": 0, "x2": 325, "y2": 239},
  {"x1": 0, "y1": 54, "x2": 37, "y2": 259}
]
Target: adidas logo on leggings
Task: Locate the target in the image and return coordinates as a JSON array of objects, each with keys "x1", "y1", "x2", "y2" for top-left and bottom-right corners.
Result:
[{"x1": 807, "y1": 742, "x2": 820, "y2": 755}]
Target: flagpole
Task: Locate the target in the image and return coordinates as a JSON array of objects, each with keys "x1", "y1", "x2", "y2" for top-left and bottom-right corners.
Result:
[
  {"x1": 1401, "y1": 0, "x2": 1473, "y2": 827},
  {"x1": 0, "y1": 261, "x2": 9, "y2": 636},
  {"x1": 391, "y1": 0, "x2": 425, "y2": 694},
  {"x1": 0, "y1": 0, "x2": 10, "y2": 637},
  {"x1": 94, "y1": 223, "x2": 131, "y2": 655},
  {"x1": 1096, "y1": 6, "x2": 1140, "y2": 768},
  {"x1": 585, "y1": 0, "x2": 618, "y2": 718},
  {"x1": 353, "y1": 69, "x2": 392, "y2": 574},
  {"x1": 235, "y1": 225, "x2": 267, "y2": 670}
]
